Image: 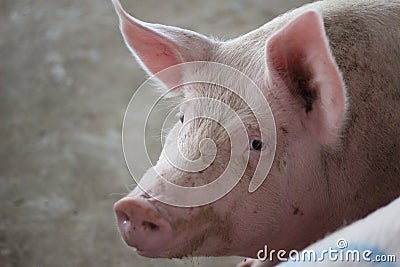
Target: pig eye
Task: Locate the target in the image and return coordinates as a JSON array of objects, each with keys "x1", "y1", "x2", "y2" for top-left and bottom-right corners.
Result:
[
  {"x1": 251, "y1": 139, "x2": 264, "y2": 151},
  {"x1": 179, "y1": 114, "x2": 184, "y2": 123}
]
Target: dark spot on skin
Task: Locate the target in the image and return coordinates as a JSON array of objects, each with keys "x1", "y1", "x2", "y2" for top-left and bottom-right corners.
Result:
[
  {"x1": 292, "y1": 205, "x2": 304, "y2": 216},
  {"x1": 354, "y1": 193, "x2": 361, "y2": 201},
  {"x1": 293, "y1": 207, "x2": 299, "y2": 215},
  {"x1": 253, "y1": 210, "x2": 258, "y2": 214},
  {"x1": 280, "y1": 127, "x2": 288, "y2": 134}
]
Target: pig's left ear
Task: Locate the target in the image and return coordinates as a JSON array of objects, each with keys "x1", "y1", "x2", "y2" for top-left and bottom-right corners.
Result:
[
  {"x1": 266, "y1": 10, "x2": 346, "y2": 146},
  {"x1": 112, "y1": 0, "x2": 215, "y2": 91}
]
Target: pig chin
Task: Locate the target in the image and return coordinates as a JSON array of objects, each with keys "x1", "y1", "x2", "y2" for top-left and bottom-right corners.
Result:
[{"x1": 165, "y1": 206, "x2": 234, "y2": 258}]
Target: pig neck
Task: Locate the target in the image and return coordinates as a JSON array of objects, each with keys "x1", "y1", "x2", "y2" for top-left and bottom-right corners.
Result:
[
  {"x1": 266, "y1": 126, "x2": 399, "y2": 254},
  {"x1": 267, "y1": 137, "x2": 337, "y2": 252},
  {"x1": 282, "y1": 138, "x2": 399, "y2": 252}
]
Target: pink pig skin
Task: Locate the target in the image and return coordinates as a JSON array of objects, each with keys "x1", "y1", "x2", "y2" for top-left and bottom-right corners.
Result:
[{"x1": 111, "y1": 0, "x2": 400, "y2": 264}]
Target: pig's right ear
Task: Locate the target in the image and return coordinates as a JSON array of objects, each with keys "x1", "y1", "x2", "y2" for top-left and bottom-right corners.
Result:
[
  {"x1": 265, "y1": 10, "x2": 346, "y2": 146},
  {"x1": 112, "y1": 0, "x2": 215, "y2": 92}
]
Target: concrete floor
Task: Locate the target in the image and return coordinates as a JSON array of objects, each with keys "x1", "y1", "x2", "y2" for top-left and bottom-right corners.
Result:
[{"x1": 0, "y1": 0, "x2": 312, "y2": 266}]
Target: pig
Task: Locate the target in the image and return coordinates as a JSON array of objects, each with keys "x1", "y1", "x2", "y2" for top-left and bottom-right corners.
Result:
[{"x1": 111, "y1": 0, "x2": 400, "y2": 266}]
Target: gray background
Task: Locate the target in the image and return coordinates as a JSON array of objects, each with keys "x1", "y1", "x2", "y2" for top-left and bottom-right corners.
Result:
[{"x1": 0, "y1": 0, "x2": 312, "y2": 266}]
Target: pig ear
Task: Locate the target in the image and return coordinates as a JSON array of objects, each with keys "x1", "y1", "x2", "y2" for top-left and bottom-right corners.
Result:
[
  {"x1": 112, "y1": 0, "x2": 214, "y2": 91},
  {"x1": 266, "y1": 10, "x2": 346, "y2": 146}
]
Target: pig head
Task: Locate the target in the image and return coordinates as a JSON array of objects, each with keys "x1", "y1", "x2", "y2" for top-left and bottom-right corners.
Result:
[{"x1": 111, "y1": 0, "x2": 400, "y2": 261}]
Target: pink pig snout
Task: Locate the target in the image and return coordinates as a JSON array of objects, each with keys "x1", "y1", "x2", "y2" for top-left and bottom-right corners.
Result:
[{"x1": 114, "y1": 196, "x2": 173, "y2": 257}]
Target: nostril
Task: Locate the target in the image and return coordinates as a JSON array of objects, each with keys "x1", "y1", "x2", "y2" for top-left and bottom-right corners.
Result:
[
  {"x1": 115, "y1": 203, "x2": 161, "y2": 231},
  {"x1": 116, "y1": 209, "x2": 130, "y2": 225},
  {"x1": 143, "y1": 221, "x2": 160, "y2": 231}
]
